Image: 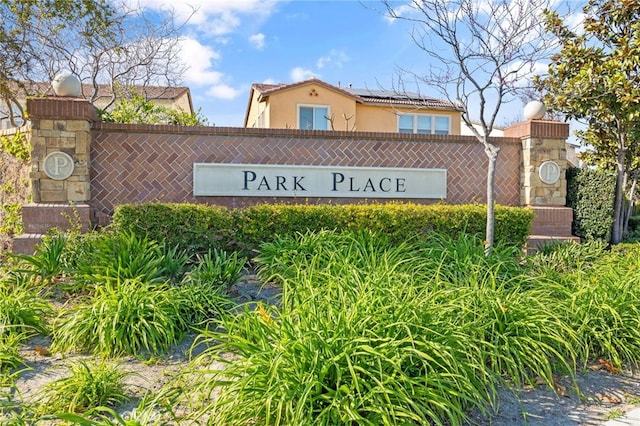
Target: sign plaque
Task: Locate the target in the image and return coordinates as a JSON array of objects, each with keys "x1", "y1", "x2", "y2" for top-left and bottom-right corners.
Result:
[
  {"x1": 194, "y1": 163, "x2": 447, "y2": 199},
  {"x1": 43, "y1": 152, "x2": 75, "y2": 180}
]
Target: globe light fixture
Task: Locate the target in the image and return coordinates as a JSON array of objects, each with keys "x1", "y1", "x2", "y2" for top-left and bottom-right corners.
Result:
[{"x1": 52, "y1": 73, "x2": 82, "y2": 97}]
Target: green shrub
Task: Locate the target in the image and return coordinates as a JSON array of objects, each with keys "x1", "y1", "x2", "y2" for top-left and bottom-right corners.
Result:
[
  {"x1": 0, "y1": 203, "x2": 23, "y2": 236},
  {"x1": 38, "y1": 360, "x2": 130, "y2": 414},
  {"x1": 111, "y1": 202, "x2": 533, "y2": 258},
  {"x1": 566, "y1": 167, "x2": 615, "y2": 241},
  {"x1": 111, "y1": 203, "x2": 235, "y2": 255},
  {"x1": 0, "y1": 132, "x2": 30, "y2": 162},
  {"x1": 52, "y1": 278, "x2": 186, "y2": 357},
  {"x1": 238, "y1": 203, "x2": 532, "y2": 250}
]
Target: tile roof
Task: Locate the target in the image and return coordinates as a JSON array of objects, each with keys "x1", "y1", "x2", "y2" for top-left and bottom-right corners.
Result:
[
  {"x1": 14, "y1": 81, "x2": 190, "y2": 101},
  {"x1": 252, "y1": 78, "x2": 362, "y2": 101},
  {"x1": 250, "y1": 78, "x2": 461, "y2": 111}
]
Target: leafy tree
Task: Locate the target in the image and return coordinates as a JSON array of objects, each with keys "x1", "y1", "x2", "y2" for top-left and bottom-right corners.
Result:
[
  {"x1": 1, "y1": 0, "x2": 190, "y2": 126},
  {"x1": 99, "y1": 93, "x2": 209, "y2": 126},
  {"x1": 537, "y1": 0, "x2": 640, "y2": 243},
  {"x1": 382, "y1": 0, "x2": 555, "y2": 254},
  {"x1": 576, "y1": 124, "x2": 640, "y2": 236}
]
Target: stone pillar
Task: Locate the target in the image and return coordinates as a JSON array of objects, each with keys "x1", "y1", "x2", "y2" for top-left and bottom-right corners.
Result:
[
  {"x1": 504, "y1": 119, "x2": 569, "y2": 206},
  {"x1": 504, "y1": 119, "x2": 579, "y2": 251},
  {"x1": 12, "y1": 97, "x2": 98, "y2": 254},
  {"x1": 28, "y1": 97, "x2": 97, "y2": 202}
]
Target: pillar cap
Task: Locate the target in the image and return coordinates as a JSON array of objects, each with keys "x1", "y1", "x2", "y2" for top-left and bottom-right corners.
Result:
[{"x1": 504, "y1": 119, "x2": 569, "y2": 139}]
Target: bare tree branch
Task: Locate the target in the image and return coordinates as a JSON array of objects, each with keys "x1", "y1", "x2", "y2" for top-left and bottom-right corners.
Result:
[{"x1": 381, "y1": 0, "x2": 558, "y2": 253}]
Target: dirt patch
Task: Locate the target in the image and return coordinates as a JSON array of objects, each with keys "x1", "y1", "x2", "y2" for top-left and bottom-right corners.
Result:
[{"x1": 466, "y1": 368, "x2": 640, "y2": 425}]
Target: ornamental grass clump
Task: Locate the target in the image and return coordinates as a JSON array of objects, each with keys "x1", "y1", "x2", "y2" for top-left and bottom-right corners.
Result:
[
  {"x1": 560, "y1": 250, "x2": 640, "y2": 368},
  {"x1": 52, "y1": 278, "x2": 186, "y2": 357},
  {"x1": 0, "y1": 332, "x2": 25, "y2": 377},
  {"x1": 0, "y1": 277, "x2": 51, "y2": 337},
  {"x1": 37, "y1": 360, "x2": 130, "y2": 414},
  {"x1": 525, "y1": 240, "x2": 608, "y2": 275},
  {"x1": 414, "y1": 234, "x2": 578, "y2": 388},
  {"x1": 176, "y1": 281, "x2": 234, "y2": 326},
  {"x1": 9, "y1": 232, "x2": 68, "y2": 283},
  {"x1": 189, "y1": 231, "x2": 499, "y2": 425},
  {"x1": 186, "y1": 248, "x2": 246, "y2": 290},
  {"x1": 71, "y1": 231, "x2": 170, "y2": 287}
]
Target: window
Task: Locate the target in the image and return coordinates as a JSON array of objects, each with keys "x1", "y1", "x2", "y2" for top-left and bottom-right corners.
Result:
[
  {"x1": 397, "y1": 114, "x2": 450, "y2": 135},
  {"x1": 299, "y1": 105, "x2": 329, "y2": 130}
]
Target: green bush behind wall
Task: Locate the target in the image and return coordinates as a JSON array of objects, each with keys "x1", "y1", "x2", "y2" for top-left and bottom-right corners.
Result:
[
  {"x1": 111, "y1": 202, "x2": 533, "y2": 256},
  {"x1": 566, "y1": 167, "x2": 615, "y2": 241}
]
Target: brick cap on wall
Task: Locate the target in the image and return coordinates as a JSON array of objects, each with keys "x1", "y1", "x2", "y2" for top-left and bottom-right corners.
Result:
[
  {"x1": 27, "y1": 97, "x2": 100, "y2": 122},
  {"x1": 503, "y1": 119, "x2": 570, "y2": 139},
  {"x1": 94, "y1": 122, "x2": 523, "y2": 144}
]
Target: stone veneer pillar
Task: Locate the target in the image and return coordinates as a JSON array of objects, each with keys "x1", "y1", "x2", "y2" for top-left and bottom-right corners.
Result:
[
  {"x1": 503, "y1": 119, "x2": 579, "y2": 251},
  {"x1": 12, "y1": 97, "x2": 98, "y2": 254}
]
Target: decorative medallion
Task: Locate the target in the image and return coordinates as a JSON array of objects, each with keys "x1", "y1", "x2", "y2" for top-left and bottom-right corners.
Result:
[
  {"x1": 44, "y1": 151, "x2": 75, "y2": 180},
  {"x1": 539, "y1": 160, "x2": 561, "y2": 184}
]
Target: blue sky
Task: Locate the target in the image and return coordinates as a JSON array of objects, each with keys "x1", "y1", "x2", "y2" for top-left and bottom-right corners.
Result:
[
  {"x1": 134, "y1": 0, "x2": 585, "y2": 131},
  {"x1": 168, "y1": 0, "x2": 426, "y2": 127}
]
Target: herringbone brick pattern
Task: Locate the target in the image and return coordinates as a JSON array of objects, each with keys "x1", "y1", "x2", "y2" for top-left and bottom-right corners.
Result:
[{"x1": 91, "y1": 126, "x2": 521, "y2": 215}]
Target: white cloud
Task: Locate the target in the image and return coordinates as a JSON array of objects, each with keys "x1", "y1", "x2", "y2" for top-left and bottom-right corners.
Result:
[
  {"x1": 179, "y1": 37, "x2": 223, "y2": 84},
  {"x1": 262, "y1": 78, "x2": 278, "y2": 85},
  {"x1": 178, "y1": 36, "x2": 242, "y2": 100},
  {"x1": 207, "y1": 84, "x2": 243, "y2": 100},
  {"x1": 290, "y1": 67, "x2": 317, "y2": 81},
  {"x1": 249, "y1": 33, "x2": 266, "y2": 50},
  {"x1": 316, "y1": 49, "x2": 350, "y2": 69},
  {"x1": 208, "y1": 11, "x2": 242, "y2": 36},
  {"x1": 131, "y1": 0, "x2": 281, "y2": 35}
]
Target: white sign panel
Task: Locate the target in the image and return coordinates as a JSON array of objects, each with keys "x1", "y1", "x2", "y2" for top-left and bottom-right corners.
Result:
[{"x1": 194, "y1": 163, "x2": 447, "y2": 199}]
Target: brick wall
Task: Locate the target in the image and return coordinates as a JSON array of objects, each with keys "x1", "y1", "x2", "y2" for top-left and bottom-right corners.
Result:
[{"x1": 90, "y1": 124, "x2": 522, "y2": 216}]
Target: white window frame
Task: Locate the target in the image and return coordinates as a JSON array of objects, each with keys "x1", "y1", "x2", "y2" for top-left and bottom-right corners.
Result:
[
  {"x1": 297, "y1": 104, "x2": 331, "y2": 130},
  {"x1": 397, "y1": 113, "x2": 451, "y2": 135}
]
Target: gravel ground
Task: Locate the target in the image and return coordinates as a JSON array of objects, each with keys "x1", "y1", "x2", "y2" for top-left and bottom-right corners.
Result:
[{"x1": 466, "y1": 368, "x2": 640, "y2": 425}]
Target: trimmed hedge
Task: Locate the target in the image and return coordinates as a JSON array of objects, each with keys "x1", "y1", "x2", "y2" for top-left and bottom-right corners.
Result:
[
  {"x1": 111, "y1": 202, "x2": 534, "y2": 256},
  {"x1": 566, "y1": 167, "x2": 615, "y2": 241}
]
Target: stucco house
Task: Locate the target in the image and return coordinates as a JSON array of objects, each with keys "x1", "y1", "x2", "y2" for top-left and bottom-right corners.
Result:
[
  {"x1": 0, "y1": 82, "x2": 193, "y2": 130},
  {"x1": 244, "y1": 78, "x2": 463, "y2": 135}
]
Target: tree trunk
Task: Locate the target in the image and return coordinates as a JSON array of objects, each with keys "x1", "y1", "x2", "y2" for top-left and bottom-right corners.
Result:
[
  {"x1": 623, "y1": 170, "x2": 638, "y2": 236},
  {"x1": 611, "y1": 130, "x2": 627, "y2": 244},
  {"x1": 484, "y1": 143, "x2": 500, "y2": 256}
]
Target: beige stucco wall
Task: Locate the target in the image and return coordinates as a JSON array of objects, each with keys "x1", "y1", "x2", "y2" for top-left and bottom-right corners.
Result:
[
  {"x1": 246, "y1": 89, "x2": 269, "y2": 128},
  {"x1": 267, "y1": 84, "x2": 358, "y2": 130},
  {"x1": 355, "y1": 104, "x2": 462, "y2": 135}
]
